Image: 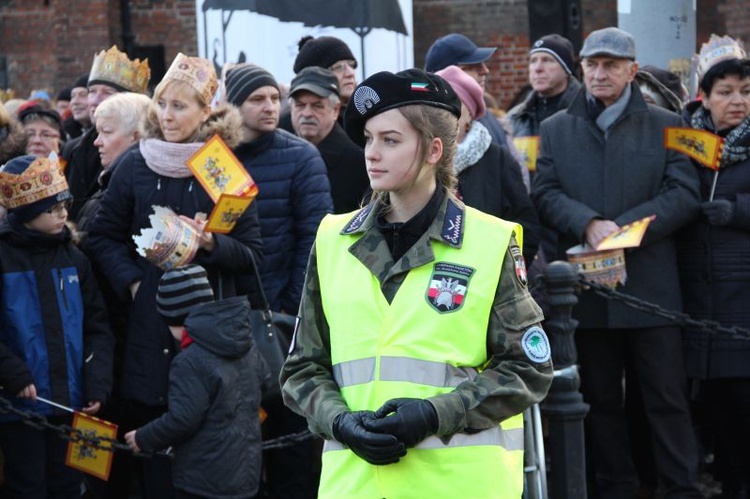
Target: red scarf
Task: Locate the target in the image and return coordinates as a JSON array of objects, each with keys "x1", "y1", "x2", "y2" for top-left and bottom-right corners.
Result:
[{"x1": 180, "y1": 329, "x2": 194, "y2": 349}]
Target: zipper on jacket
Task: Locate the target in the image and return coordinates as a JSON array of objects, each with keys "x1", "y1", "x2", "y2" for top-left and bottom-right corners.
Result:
[{"x1": 57, "y1": 268, "x2": 69, "y2": 310}]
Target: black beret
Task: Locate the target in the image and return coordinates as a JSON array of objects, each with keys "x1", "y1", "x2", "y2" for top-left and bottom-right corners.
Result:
[{"x1": 344, "y1": 68, "x2": 461, "y2": 147}]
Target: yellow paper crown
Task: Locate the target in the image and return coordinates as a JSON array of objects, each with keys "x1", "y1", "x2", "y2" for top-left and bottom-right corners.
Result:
[
  {"x1": 89, "y1": 46, "x2": 151, "y2": 94},
  {"x1": 696, "y1": 34, "x2": 747, "y2": 80},
  {"x1": 163, "y1": 53, "x2": 218, "y2": 105},
  {"x1": 0, "y1": 155, "x2": 69, "y2": 209}
]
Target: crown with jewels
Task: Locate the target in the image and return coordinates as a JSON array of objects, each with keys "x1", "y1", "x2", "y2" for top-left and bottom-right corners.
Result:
[
  {"x1": 89, "y1": 46, "x2": 151, "y2": 94},
  {"x1": 0, "y1": 154, "x2": 68, "y2": 210},
  {"x1": 162, "y1": 53, "x2": 218, "y2": 105},
  {"x1": 133, "y1": 206, "x2": 200, "y2": 270},
  {"x1": 695, "y1": 34, "x2": 747, "y2": 80}
]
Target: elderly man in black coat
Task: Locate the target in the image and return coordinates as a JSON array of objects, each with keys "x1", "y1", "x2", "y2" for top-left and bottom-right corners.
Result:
[
  {"x1": 289, "y1": 67, "x2": 370, "y2": 213},
  {"x1": 531, "y1": 27, "x2": 703, "y2": 499}
]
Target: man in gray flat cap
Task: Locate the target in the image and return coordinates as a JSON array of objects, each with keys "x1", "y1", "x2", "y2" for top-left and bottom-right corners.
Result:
[{"x1": 531, "y1": 27, "x2": 703, "y2": 498}]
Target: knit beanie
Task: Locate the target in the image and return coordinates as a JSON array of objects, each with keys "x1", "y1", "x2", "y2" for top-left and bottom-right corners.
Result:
[
  {"x1": 225, "y1": 64, "x2": 279, "y2": 107},
  {"x1": 530, "y1": 34, "x2": 576, "y2": 76},
  {"x1": 156, "y1": 264, "x2": 215, "y2": 326},
  {"x1": 72, "y1": 74, "x2": 89, "y2": 90},
  {"x1": 293, "y1": 36, "x2": 355, "y2": 74},
  {"x1": 435, "y1": 65, "x2": 486, "y2": 120},
  {"x1": 0, "y1": 155, "x2": 72, "y2": 224}
]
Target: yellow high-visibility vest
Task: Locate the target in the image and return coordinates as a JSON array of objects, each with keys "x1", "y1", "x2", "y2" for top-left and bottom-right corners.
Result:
[{"x1": 315, "y1": 205, "x2": 525, "y2": 499}]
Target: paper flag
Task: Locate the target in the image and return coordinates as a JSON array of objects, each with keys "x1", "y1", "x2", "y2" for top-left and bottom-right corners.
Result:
[
  {"x1": 65, "y1": 412, "x2": 118, "y2": 481},
  {"x1": 513, "y1": 136, "x2": 540, "y2": 172},
  {"x1": 664, "y1": 127, "x2": 724, "y2": 170},
  {"x1": 205, "y1": 193, "x2": 256, "y2": 234},
  {"x1": 186, "y1": 134, "x2": 257, "y2": 202},
  {"x1": 596, "y1": 215, "x2": 656, "y2": 251}
]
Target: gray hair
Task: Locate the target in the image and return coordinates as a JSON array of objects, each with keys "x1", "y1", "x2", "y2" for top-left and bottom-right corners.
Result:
[{"x1": 94, "y1": 92, "x2": 150, "y2": 135}]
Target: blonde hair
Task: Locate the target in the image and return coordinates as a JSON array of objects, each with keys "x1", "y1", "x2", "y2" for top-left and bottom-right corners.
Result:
[
  {"x1": 94, "y1": 92, "x2": 150, "y2": 136},
  {"x1": 145, "y1": 79, "x2": 210, "y2": 142}
]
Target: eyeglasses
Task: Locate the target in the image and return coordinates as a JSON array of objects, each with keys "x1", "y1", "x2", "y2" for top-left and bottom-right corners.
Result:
[
  {"x1": 45, "y1": 200, "x2": 72, "y2": 216},
  {"x1": 25, "y1": 130, "x2": 61, "y2": 141},
  {"x1": 329, "y1": 60, "x2": 358, "y2": 73}
]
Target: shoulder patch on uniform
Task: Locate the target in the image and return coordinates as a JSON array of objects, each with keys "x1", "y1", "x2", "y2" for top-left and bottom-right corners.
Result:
[
  {"x1": 513, "y1": 251, "x2": 527, "y2": 287},
  {"x1": 426, "y1": 262, "x2": 475, "y2": 313},
  {"x1": 441, "y1": 199, "x2": 464, "y2": 246},
  {"x1": 521, "y1": 326, "x2": 551, "y2": 363},
  {"x1": 341, "y1": 205, "x2": 373, "y2": 234}
]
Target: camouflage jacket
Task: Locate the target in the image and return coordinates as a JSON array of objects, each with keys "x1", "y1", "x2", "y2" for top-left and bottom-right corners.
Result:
[{"x1": 280, "y1": 192, "x2": 553, "y2": 439}]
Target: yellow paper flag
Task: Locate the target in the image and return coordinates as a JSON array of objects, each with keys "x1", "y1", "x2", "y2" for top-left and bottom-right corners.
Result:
[
  {"x1": 186, "y1": 134, "x2": 257, "y2": 202},
  {"x1": 664, "y1": 127, "x2": 724, "y2": 170},
  {"x1": 205, "y1": 193, "x2": 256, "y2": 234},
  {"x1": 65, "y1": 412, "x2": 118, "y2": 481},
  {"x1": 596, "y1": 215, "x2": 656, "y2": 251},
  {"x1": 513, "y1": 136, "x2": 540, "y2": 172}
]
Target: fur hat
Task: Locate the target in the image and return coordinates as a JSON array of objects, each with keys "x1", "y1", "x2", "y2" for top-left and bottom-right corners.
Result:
[
  {"x1": 224, "y1": 63, "x2": 279, "y2": 107},
  {"x1": 0, "y1": 154, "x2": 72, "y2": 223},
  {"x1": 156, "y1": 264, "x2": 215, "y2": 326},
  {"x1": 293, "y1": 36, "x2": 356, "y2": 74},
  {"x1": 530, "y1": 34, "x2": 576, "y2": 75},
  {"x1": 435, "y1": 65, "x2": 486, "y2": 120},
  {"x1": 344, "y1": 68, "x2": 461, "y2": 147}
]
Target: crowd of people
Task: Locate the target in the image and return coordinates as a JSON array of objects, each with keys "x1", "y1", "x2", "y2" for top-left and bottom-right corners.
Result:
[{"x1": 0, "y1": 22, "x2": 747, "y2": 499}]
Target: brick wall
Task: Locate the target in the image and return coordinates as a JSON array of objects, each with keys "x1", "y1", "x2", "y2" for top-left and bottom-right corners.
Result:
[{"x1": 0, "y1": 1, "x2": 747, "y2": 107}]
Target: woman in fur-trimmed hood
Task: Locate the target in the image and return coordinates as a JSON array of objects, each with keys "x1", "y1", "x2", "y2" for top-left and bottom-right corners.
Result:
[{"x1": 87, "y1": 53, "x2": 263, "y2": 497}]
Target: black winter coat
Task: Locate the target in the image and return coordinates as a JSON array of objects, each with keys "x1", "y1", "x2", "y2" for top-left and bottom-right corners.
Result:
[
  {"x1": 532, "y1": 83, "x2": 700, "y2": 329},
  {"x1": 136, "y1": 297, "x2": 269, "y2": 498},
  {"x1": 677, "y1": 105, "x2": 750, "y2": 378},
  {"x1": 88, "y1": 107, "x2": 263, "y2": 406},
  {"x1": 457, "y1": 142, "x2": 541, "y2": 264},
  {"x1": 316, "y1": 123, "x2": 371, "y2": 214},
  {"x1": 62, "y1": 128, "x2": 101, "y2": 222}
]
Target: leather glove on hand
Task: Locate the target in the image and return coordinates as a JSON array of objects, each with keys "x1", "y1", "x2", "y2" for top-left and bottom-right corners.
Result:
[
  {"x1": 701, "y1": 200, "x2": 735, "y2": 226},
  {"x1": 364, "y1": 398, "x2": 439, "y2": 448},
  {"x1": 332, "y1": 411, "x2": 406, "y2": 465}
]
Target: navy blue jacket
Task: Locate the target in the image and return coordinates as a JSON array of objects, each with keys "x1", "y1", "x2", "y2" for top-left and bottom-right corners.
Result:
[
  {"x1": 88, "y1": 145, "x2": 263, "y2": 406},
  {"x1": 136, "y1": 297, "x2": 269, "y2": 498},
  {"x1": 0, "y1": 220, "x2": 114, "y2": 419},
  {"x1": 235, "y1": 129, "x2": 332, "y2": 313}
]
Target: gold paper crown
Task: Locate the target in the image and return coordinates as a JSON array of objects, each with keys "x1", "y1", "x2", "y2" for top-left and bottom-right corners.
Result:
[
  {"x1": 696, "y1": 34, "x2": 747, "y2": 80},
  {"x1": 133, "y1": 206, "x2": 199, "y2": 270},
  {"x1": 89, "y1": 46, "x2": 151, "y2": 94},
  {"x1": 163, "y1": 53, "x2": 218, "y2": 105},
  {"x1": 0, "y1": 155, "x2": 69, "y2": 209}
]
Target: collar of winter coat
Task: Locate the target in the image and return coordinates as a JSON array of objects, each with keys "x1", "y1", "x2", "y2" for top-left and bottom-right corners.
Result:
[
  {"x1": 341, "y1": 186, "x2": 467, "y2": 249},
  {"x1": 508, "y1": 76, "x2": 581, "y2": 119},
  {"x1": 0, "y1": 216, "x2": 72, "y2": 249},
  {"x1": 567, "y1": 81, "x2": 649, "y2": 127},
  {"x1": 234, "y1": 128, "x2": 275, "y2": 157},
  {"x1": 182, "y1": 296, "x2": 254, "y2": 359}
]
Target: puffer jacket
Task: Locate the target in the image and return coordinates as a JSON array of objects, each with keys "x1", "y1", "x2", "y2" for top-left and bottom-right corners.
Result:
[
  {"x1": 0, "y1": 220, "x2": 113, "y2": 420},
  {"x1": 88, "y1": 105, "x2": 263, "y2": 406},
  {"x1": 234, "y1": 129, "x2": 332, "y2": 313},
  {"x1": 136, "y1": 297, "x2": 269, "y2": 498}
]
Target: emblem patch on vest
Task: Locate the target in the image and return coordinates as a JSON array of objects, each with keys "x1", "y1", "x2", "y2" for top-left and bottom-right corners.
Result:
[
  {"x1": 426, "y1": 262, "x2": 475, "y2": 313},
  {"x1": 521, "y1": 326, "x2": 551, "y2": 363}
]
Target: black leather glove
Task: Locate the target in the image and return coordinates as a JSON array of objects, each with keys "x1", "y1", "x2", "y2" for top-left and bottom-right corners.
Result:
[
  {"x1": 332, "y1": 411, "x2": 406, "y2": 465},
  {"x1": 364, "y1": 398, "x2": 439, "y2": 448},
  {"x1": 701, "y1": 199, "x2": 735, "y2": 226}
]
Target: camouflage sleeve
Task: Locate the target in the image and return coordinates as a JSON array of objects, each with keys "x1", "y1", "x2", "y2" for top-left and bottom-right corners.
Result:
[
  {"x1": 280, "y1": 242, "x2": 349, "y2": 438},
  {"x1": 427, "y1": 235, "x2": 554, "y2": 437}
]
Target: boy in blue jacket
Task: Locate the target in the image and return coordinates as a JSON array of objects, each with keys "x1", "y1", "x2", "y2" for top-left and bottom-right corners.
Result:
[
  {"x1": 0, "y1": 154, "x2": 114, "y2": 498},
  {"x1": 125, "y1": 264, "x2": 269, "y2": 499}
]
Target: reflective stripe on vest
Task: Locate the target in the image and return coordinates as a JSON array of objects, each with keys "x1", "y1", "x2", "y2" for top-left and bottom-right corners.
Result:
[{"x1": 315, "y1": 206, "x2": 525, "y2": 499}]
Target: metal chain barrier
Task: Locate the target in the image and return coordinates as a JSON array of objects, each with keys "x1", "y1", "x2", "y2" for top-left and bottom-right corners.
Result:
[
  {"x1": 578, "y1": 274, "x2": 750, "y2": 341},
  {"x1": 0, "y1": 396, "x2": 315, "y2": 456}
]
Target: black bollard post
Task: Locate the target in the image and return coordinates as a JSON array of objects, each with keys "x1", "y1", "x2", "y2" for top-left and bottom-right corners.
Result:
[{"x1": 540, "y1": 261, "x2": 589, "y2": 499}]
